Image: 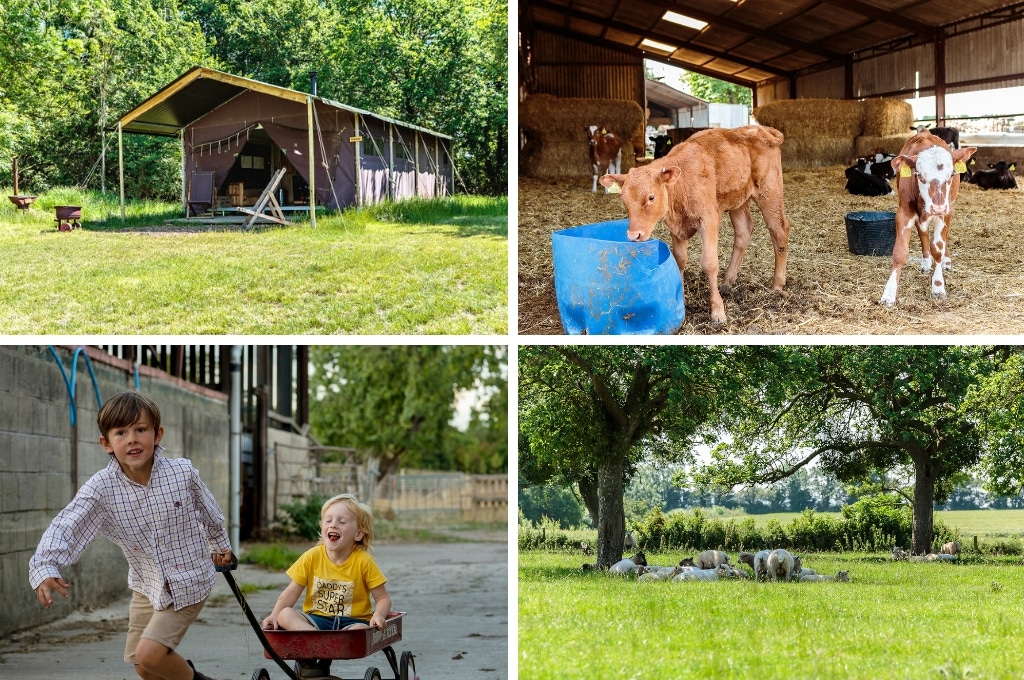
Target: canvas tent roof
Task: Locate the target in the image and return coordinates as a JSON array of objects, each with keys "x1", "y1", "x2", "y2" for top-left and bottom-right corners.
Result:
[{"x1": 118, "y1": 66, "x2": 451, "y2": 141}]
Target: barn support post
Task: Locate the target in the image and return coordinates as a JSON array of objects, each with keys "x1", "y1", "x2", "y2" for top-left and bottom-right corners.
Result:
[
  {"x1": 307, "y1": 96, "x2": 316, "y2": 228},
  {"x1": 354, "y1": 113, "x2": 363, "y2": 208},
  {"x1": 935, "y1": 34, "x2": 947, "y2": 126},
  {"x1": 118, "y1": 121, "x2": 125, "y2": 221}
]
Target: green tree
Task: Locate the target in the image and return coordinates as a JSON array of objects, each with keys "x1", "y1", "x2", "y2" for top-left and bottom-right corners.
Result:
[
  {"x1": 684, "y1": 72, "x2": 752, "y2": 107},
  {"x1": 310, "y1": 345, "x2": 505, "y2": 484},
  {"x1": 518, "y1": 484, "x2": 585, "y2": 528},
  {"x1": 966, "y1": 348, "x2": 1024, "y2": 496},
  {"x1": 519, "y1": 346, "x2": 726, "y2": 568},
  {"x1": 693, "y1": 346, "x2": 996, "y2": 554}
]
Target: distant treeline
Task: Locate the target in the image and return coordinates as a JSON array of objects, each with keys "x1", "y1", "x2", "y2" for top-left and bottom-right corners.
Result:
[
  {"x1": 1, "y1": 0, "x2": 507, "y2": 198},
  {"x1": 520, "y1": 466, "x2": 1024, "y2": 532},
  {"x1": 518, "y1": 498, "x2": 1024, "y2": 555}
]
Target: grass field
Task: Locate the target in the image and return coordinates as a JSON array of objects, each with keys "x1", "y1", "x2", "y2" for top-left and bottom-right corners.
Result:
[
  {"x1": 741, "y1": 509, "x2": 1024, "y2": 538},
  {"x1": 519, "y1": 550, "x2": 1024, "y2": 679},
  {"x1": 0, "y1": 189, "x2": 507, "y2": 334}
]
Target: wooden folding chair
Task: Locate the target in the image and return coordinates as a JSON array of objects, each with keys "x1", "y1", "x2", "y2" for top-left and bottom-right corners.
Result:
[
  {"x1": 237, "y1": 167, "x2": 290, "y2": 230},
  {"x1": 187, "y1": 171, "x2": 216, "y2": 217}
]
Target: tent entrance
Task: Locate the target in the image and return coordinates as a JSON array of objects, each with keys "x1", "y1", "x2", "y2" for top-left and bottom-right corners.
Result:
[{"x1": 221, "y1": 134, "x2": 308, "y2": 209}]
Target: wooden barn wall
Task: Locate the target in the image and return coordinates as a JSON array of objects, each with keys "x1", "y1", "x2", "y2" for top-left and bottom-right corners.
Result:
[
  {"x1": 946, "y1": 22, "x2": 1024, "y2": 94},
  {"x1": 529, "y1": 29, "x2": 645, "y2": 104},
  {"x1": 796, "y1": 67, "x2": 845, "y2": 100},
  {"x1": 753, "y1": 19, "x2": 1024, "y2": 105},
  {"x1": 854, "y1": 43, "x2": 933, "y2": 98}
]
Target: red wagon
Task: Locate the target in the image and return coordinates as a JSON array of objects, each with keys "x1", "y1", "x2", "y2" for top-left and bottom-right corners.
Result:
[{"x1": 218, "y1": 560, "x2": 418, "y2": 680}]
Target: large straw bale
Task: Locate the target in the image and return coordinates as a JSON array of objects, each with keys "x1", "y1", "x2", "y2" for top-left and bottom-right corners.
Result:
[
  {"x1": 520, "y1": 139, "x2": 638, "y2": 179},
  {"x1": 854, "y1": 135, "x2": 914, "y2": 157},
  {"x1": 520, "y1": 94, "x2": 645, "y2": 178},
  {"x1": 780, "y1": 135, "x2": 856, "y2": 168},
  {"x1": 863, "y1": 99, "x2": 914, "y2": 136},
  {"x1": 753, "y1": 99, "x2": 864, "y2": 138}
]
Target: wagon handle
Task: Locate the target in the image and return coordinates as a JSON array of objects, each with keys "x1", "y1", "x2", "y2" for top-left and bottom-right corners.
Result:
[{"x1": 218, "y1": 559, "x2": 301, "y2": 680}]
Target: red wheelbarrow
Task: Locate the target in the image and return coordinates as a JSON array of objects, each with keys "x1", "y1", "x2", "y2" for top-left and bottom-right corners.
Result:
[
  {"x1": 218, "y1": 559, "x2": 418, "y2": 680},
  {"x1": 55, "y1": 205, "x2": 82, "y2": 231}
]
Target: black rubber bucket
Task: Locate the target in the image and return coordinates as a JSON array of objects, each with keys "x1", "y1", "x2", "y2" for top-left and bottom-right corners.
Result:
[{"x1": 845, "y1": 211, "x2": 896, "y2": 256}]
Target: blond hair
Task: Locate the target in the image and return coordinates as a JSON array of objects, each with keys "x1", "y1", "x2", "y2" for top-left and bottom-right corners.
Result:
[{"x1": 320, "y1": 494, "x2": 375, "y2": 552}]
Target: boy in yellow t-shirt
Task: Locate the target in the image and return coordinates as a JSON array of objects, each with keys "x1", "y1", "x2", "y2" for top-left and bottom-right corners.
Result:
[{"x1": 263, "y1": 494, "x2": 391, "y2": 631}]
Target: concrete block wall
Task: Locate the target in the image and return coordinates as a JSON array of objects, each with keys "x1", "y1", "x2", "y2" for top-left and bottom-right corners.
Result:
[{"x1": 0, "y1": 346, "x2": 230, "y2": 636}]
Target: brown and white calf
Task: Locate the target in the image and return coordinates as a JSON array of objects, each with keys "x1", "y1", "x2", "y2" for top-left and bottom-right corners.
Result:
[
  {"x1": 880, "y1": 132, "x2": 977, "y2": 306},
  {"x1": 599, "y1": 125, "x2": 791, "y2": 323},
  {"x1": 583, "y1": 125, "x2": 622, "y2": 193}
]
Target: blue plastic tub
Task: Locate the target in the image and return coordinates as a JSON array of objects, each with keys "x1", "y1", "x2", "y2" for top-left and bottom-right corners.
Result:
[{"x1": 551, "y1": 219, "x2": 685, "y2": 335}]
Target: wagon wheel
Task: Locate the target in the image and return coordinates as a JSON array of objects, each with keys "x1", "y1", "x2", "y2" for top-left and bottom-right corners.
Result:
[
  {"x1": 251, "y1": 669, "x2": 270, "y2": 680},
  {"x1": 363, "y1": 667, "x2": 383, "y2": 680},
  {"x1": 399, "y1": 651, "x2": 416, "y2": 680}
]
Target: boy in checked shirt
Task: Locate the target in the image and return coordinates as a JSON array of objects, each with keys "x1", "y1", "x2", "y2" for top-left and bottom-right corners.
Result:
[{"x1": 29, "y1": 391, "x2": 233, "y2": 680}]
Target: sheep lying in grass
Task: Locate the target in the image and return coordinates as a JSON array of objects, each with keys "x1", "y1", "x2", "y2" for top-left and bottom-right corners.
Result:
[
  {"x1": 892, "y1": 547, "x2": 910, "y2": 561},
  {"x1": 673, "y1": 564, "x2": 736, "y2": 582},
  {"x1": 909, "y1": 552, "x2": 958, "y2": 563},
  {"x1": 679, "y1": 550, "x2": 731, "y2": 569},
  {"x1": 766, "y1": 548, "x2": 796, "y2": 582},
  {"x1": 637, "y1": 565, "x2": 685, "y2": 582},
  {"x1": 609, "y1": 551, "x2": 648, "y2": 574},
  {"x1": 797, "y1": 570, "x2": 850, "y2": 582}
]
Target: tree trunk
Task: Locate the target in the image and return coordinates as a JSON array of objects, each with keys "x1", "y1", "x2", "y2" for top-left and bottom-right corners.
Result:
[
  {"x1": 576, "y1": 472, "x2": 600, "y2": 530},
  {"x1": 911, "y1": 456, "x2": 937, "y2": 554},
  {"x1": 595, "y1": 457, "x2": 626, "y2": 568}
]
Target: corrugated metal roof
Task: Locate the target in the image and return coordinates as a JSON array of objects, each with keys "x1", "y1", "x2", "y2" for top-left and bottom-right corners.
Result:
[
  {"x1": 118, "y1": 66, "x2": 450, "y2": 140},
  {"x1": 523, "y1": 0, "x2": 1024, "y2": 87}
]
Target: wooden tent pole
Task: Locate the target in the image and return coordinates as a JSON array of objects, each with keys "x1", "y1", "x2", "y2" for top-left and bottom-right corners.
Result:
[
  {"x1": 180, "y1": 130, "x2": 186, "y2": 215},
  {"x1": 388, "y1": 123, "x2": 395, "y2": 201},
  {"x1": 354, "y1": 114, "x2": 363, "y2": 208},
  {"x1": 118, "y1": 121, "x2": 125, "y2": 221},
  {"x1": 307, "y1": 96, "x2": 316, "y2": 228},
  {"x1": 414, "y1": 131, "x2": 420, "y2": 198}
]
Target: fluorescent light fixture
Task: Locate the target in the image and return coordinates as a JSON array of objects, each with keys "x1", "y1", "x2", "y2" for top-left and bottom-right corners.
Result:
[
  {"x1": 641, "y1": 38, "x2": 678, "y2": 53},
  {"x1": 663, "y1": 11, "x2": 708, "y2": 30}
]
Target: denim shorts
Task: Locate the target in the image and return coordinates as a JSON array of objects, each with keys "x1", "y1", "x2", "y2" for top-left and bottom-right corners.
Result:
[{"x1": 302, "y1": 613, "x2": 370, "y2": 630}]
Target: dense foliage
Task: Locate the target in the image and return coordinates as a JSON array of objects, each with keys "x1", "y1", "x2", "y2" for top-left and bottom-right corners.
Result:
[
  {"x1": 521, "y1": 346, "x2": 1024, "y2": 559},
  {"x1": 310, "y1": 345, "x2": 507, "y2": 480},
  {"x1": 0, "y1": 0, "x2": 507, "y2": 198},
  {"x1": 518, "y1": 497, "x2": 962, "y2": 555}
]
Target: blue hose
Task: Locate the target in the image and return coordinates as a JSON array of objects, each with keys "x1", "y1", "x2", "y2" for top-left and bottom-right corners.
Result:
[{"x1": 48, "y1": 345, "x2": 103, "y2": 426}]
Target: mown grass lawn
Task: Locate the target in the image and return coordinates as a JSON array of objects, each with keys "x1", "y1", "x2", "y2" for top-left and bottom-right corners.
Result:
[
  {"x1": 519, "y1": 551, "x2": 1024, "y2": 679},
  {"x1": 0, "y1": 190, "x2": 507, "y2": 334}
]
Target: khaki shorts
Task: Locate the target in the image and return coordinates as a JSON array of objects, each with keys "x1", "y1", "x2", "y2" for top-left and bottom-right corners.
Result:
[{"x1": 124, "y1": 590, "x2": 206, "y2": 664}]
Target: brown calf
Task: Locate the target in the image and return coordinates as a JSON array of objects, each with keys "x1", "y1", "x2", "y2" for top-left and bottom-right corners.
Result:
[
  {"x1": 583, "y1": 125, "x2": 623, "y2": 193},
  {"x1": 599, "y1": 125, "x2": 791, "y2": 323},
  {"x1": 880, "y1": 132, "x2": 976, "y2": 305}
]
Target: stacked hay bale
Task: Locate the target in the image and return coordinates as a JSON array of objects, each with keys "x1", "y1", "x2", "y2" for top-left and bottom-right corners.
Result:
[
  {"x1": 520, "y1": 94, "x2": 645, "y2": 178},
  {"x1": 752, "y1": 98, "x2": 914, "y2": 168},
  {"x1": 856, "y1": 99, "x2": 916, "y2": 157}
]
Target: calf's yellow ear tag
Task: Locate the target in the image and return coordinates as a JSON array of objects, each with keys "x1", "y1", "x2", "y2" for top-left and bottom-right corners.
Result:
[
  {"x1": 900, "y1": 164, "x2": 912, "y2": 178},
  {"x1": 608, "y1": 182, "x2": 621, "y2": 194},
  {"x1": 954, "y1": 161, "x2": 967, "y2": 173}
]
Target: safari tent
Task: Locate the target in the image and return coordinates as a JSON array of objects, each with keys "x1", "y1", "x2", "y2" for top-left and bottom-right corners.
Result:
[{"x1": 116, "y1": 66, "x2": 454, "y2": 223}]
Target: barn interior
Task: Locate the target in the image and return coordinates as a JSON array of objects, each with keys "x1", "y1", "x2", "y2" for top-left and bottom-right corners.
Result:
[{"x1": 518, "y1": 0, "x2": 1024, "y2": 335}]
